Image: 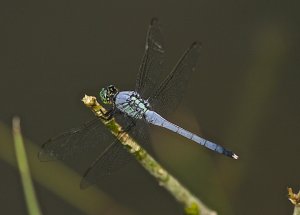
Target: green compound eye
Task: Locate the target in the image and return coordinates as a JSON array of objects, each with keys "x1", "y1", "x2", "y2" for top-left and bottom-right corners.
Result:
[{"x1": 99, "y1": 88, "x2": 110, "y2": 104}]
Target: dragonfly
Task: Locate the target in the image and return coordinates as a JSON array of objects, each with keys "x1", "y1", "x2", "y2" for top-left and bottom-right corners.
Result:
[{"x1": 39, "y1": 18, "x2": 238, "y2": 189}]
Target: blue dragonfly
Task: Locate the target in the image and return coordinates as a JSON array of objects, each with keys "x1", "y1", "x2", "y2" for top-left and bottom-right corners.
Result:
[{"x1": 39, "y1": 18, "x2": 238, "y2": 188}]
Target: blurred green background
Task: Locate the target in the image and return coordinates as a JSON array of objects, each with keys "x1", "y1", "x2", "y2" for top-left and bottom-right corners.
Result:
[{"x1": 1, "y1": 0, "x2": 299, "y2": 214}]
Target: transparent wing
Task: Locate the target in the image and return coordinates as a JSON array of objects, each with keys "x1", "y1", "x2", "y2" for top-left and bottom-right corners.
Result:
[
  {"x1": 150, "y1": 42, "x2": 201, "y2": 115},
  {"x1": 38, "y1": 118, "x2": 109, "y2": 161},
  {"x1": 80, "y1": 140, "x2": 132, "y2": 189},
  {"x1": 80, "y1": 112, "x2": 151, "y2": 188},
  {"x1": 135, "y1": 18, "x2": 165, "y2": 98}
]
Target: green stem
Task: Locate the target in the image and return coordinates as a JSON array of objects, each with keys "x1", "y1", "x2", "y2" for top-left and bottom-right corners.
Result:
[
  {"x1": 12, "y1": 117, "x2": 42, "y2": 215},
  {"x1": 82, "y1": 95, "x2": 217, "y2": 215}
]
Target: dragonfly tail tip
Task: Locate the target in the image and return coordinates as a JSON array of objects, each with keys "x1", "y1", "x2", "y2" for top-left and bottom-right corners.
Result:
[{"x1": 232, "y1": 153, "x2": 239, "y2": 159}]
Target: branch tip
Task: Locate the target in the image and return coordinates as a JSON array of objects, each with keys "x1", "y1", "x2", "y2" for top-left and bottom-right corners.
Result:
[{"x1": 288, "y1": 187, "x2": 300, "y2": 206}]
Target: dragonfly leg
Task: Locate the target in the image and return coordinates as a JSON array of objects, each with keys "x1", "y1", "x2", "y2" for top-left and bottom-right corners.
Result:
[{"x1": 99, "y1": 108, "x2": 116, "y2": 121}]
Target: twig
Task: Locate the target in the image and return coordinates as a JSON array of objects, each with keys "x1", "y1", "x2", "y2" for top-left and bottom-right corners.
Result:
[
  {"x1": 12, "y1": 117, "x2": 43, "y2": 215},
  {"x1": 288, "y1": 187, "x2": 300, "y2": 215},
  {"x1": 82, "y1": 95, "x2": 217, "y2": 215}
]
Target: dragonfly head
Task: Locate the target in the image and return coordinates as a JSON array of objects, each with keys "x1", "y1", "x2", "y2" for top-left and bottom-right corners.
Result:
[{"x1": 99, "y1": 85, "x2": 119, "y2": 104}]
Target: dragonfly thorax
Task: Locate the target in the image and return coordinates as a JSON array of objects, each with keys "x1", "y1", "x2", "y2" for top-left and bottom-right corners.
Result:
[{"x1": 115, "y1": 91, "x2": 150, "y2": 119}]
